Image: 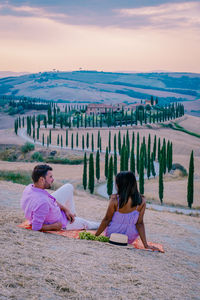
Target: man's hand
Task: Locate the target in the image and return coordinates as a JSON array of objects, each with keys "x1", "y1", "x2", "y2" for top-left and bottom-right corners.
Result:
[{"x1": 63, "y1": 208, "x2": 75, "y2": 224}]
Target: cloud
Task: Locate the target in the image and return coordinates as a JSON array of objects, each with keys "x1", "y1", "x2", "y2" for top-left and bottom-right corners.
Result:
[{"x1": 117, "y1": 2, "x2": 200, "y2": 29}]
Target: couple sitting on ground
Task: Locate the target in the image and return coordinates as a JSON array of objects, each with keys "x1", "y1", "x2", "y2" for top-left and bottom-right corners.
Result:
[{"x1": 21, "y1": 164, "x2": 158, "y2": 250}]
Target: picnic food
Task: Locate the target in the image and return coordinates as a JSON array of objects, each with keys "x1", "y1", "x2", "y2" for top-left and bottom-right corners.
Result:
[{"x1": 79, "y1": 231, "x2": 109, "y2": 242}]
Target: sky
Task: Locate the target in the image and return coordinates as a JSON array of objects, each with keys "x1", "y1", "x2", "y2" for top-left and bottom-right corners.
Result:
[{"x1": 0, "y1": 0, "x2": 200, "y2": 73}]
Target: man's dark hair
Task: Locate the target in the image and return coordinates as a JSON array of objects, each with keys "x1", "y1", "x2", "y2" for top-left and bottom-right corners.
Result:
[{"x1": 32, "y1": 164, "x2": 52, "y2": 183}]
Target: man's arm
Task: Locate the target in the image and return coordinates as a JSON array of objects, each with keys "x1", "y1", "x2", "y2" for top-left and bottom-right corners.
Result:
[{"x1": 56, "y1": 201, "x2": 75, "y2": 223}]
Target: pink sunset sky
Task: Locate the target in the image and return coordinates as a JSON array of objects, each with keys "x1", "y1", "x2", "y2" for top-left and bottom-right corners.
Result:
[{"x1": 0, "y1": 0, "x2": 200, "y2": 73}]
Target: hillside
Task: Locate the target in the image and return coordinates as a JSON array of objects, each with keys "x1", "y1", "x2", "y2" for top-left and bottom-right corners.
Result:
[{"x1": 0, "y1": 71, "x2": 200, "y2": 114}]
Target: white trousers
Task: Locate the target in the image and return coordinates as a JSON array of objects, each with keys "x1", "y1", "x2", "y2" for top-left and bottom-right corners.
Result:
[{"x1": 51, "y1": 183, "x2": 100, "y2": 230}]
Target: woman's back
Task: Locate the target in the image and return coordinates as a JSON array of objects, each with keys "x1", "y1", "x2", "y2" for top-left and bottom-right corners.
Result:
[{"x1": 105, "y1": 194, "x2": 140, "y2": 244}]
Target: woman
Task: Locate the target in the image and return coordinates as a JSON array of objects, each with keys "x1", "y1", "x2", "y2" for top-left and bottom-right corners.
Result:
[{"x1": 95, "y1": 171, "x2": 159, "y2": 250}]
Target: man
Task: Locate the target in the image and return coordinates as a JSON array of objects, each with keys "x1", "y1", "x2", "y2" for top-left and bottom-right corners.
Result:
[{"x1": 21, "y1": 164, "x2": 99, "y2": 231}]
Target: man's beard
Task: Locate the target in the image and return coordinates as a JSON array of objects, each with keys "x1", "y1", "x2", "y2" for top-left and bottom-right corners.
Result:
[{"x1": 44, "y1": 181, "x2": 51, "y2": 189}]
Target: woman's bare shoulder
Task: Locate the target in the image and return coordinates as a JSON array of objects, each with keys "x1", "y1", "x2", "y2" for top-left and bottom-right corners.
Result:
[
  {"x1": 137, "y1": 195, "x2": 146, "y2": 211},
  {"x1": 109, "y1": 194, "x2": 118, "y2": 205}
]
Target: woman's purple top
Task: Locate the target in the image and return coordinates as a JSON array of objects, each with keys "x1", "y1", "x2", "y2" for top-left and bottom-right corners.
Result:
[
  {"x1": 105, "y1": 195, "x2": 139, "y2": 244},
  {"x1": 21, "y1": 184, "x2": 68, "y2": 231}
]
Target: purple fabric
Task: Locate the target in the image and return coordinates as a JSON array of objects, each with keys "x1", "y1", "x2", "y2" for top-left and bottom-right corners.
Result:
[
  {"x1": 20, "y1": 184, "x2": 68, "y2": 231},
  {"x1": 105, "y1": 196, "x2": 139, "y2": 244}
]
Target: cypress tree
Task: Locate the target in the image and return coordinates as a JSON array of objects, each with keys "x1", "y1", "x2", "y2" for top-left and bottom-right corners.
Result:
[
  {"x1": 169, "y1": 142, "x2": 173, "y2": 171},
  {"x1": 71, "y1": 133, "x2": 73, "y2": 149},
  {"x1": 147, "y1": 134, "x2": 151, "y2": 179},
  {"x1": 107, "y1": 156, "x2": 113, "y2": 196},
  {"x1": 153, "y1": 135, "x2": 157, "y2": 161},
  {"x1": 159, "y1": 153, "x2": 164, "y2": 204},
  {"x1": 42, "y1": 133, "x2": 45, "y2": 146},
  {"x1": 114, "y1": 150, "x2": 117, "y2": 176},
  {"x1": 130, "y1": 145, "x2": 135, "y2": 174},
  {"x1": 18, "y1": 116, "x2": 21, "y2": 128},
  {"x1": 108, "y1": 131, "x2": 111, "y2": 153},
  {"x1": 167, "y1": 140, "x2": 170, "y2": 171},
  {"x1": 105, "y1": 147, "x2": 109, "y2": 179},
  {"x1": 118, "y1": 131, "x2": 121, "y2": 154},
  {"x1": 32, "y1": 128, "x2": 35, "y2": 140},
  {"x1": 97, "y1": 130, "x2": 100, "y2": 149},
  {"x1": 136, "y1": 132, "x2": 140, "y2": 174},
  {"x1": 96, "y1": 149, "x2": 100, "y2": 181},
  {"x1": 88, "y1": 153, "x2": 94, "y2": 194},
  {"x1": 100, "y1": 136, "x2": 102, "y2": 152},
  {"x1": 82, "y1": 135, "x2": 85, "y2": 150},
  {"x1": 120, "y1": 145, "x2": 125, "y2": 171},
  {"x1": 47, "y1": 105, "x2": 52, "y2": 124},
  {"x1": 57, "y1": 134, "x2": 59, "y2": 146},
  {"x1": 43, "y1": 115, "x2": 47, "y2": 128},
  {"x1": 76, "y1": 132, "x2": 79, "y2": 148},
  {"x1": 187, "y1": 151, "x2": 194, "y2": 208},
  {"x1": 139, "y1": 144, "x2": 144, "y2": 194},
  {"x1": 47, "y1": 135, "x2": 49, "y2": 148},
  {"x1": 22, "y1": 117, "x2": 24, "y2": 127},
  {"x1": 91, "y1": 133, "x2": 94, "y2": 152},
  {"x1": 85, "y1": 114, "x2": 87, "y2": 128},
  {"x1": 53, "y1": 106, "x2": 56, "y2": 128},
  {"x1": 143, "y1": 136, "x2": 147, "y2": 169},
  {"x1": 83, "y1": 152, "x2": 87, "y2": 190},
  {"x1": 151, "y1": 152, "x2": 156, "y2": 177},
  {"x1": 162, "y1": 138, "x2": 167, "y2": 174},
  {"x1": 126, "y1": 130, "x2": 130, "y2": 158},
  {"x1": 114, "y1": 134, "x2": 117, "y2": 153},
  {"x1": 86, "y1": 132, "x2": 89, "y2": 149},
  {"x1": 61, "y1": 135, "x2": 63, "y2": 148},
  {"x1": 158, "y1": 137, "x2": 161, "y2": 161},
  {"x1": 65, "y1": 129, "x2": 68, "y2": 147},
  {"x1": 37, "y1": 127, "x2": 39, "y2": 140},
  {"x1": 124, "y1": 146, "x2": 129, "y2": 171},
  {"x1": 49, "y1": 129, "x2": 52, "y2": 144},
  {"x1": 132, "y1": 131, "x2": 135, "y2": 153}
]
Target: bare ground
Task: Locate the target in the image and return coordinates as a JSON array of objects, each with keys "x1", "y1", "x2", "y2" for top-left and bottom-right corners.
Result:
[{"x1": 0, "y1": 181, "x2": 200, "y2": 300}]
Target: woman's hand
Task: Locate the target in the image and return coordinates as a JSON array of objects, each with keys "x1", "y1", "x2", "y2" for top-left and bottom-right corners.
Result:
[{"x1": 145, "y1": 244, "x2": 160, "y2": 252}]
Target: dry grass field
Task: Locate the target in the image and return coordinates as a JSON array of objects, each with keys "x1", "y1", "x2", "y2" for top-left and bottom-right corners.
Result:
[{"x1": 0, "y1": 114, "x2": 200, "y2": 299}]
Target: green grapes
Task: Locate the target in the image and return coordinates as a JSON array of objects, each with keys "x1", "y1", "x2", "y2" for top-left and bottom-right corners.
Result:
[{"x1": 79, "y1": 231, "x2": 109, "y2": 242}]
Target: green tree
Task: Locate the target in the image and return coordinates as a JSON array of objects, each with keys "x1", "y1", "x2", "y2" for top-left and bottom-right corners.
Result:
[
  {"x1": 91, "y1": 133, "x2": 94, "y2": 152},
  {"x1": 130, "y1": 145, "x2": 135, "y2": 174},
  {"x1": 159, "y1": 153, "x2": 164, "y2": 204},
  {"x1": 61, "y1": 135, "x2": 63, "y2": 148},
  {"x1": 136, "y1": 132, "x2": 140, "y2": 174},
  {"x1": 153, "y1": 135, "x2": 157, "y2": 161},
  {"x1": 114, "y1": 150, "x2": 117, "y2": 176},
  {"x1": 124, "y1": 146, "x2": 129, "y2": 171},
  {"x1": 147, "y1": 134, "x2": 151, "y2": 179},
  {"x1": 86, "y1": 132, "x2": 89, "y2": 149},
  {"x1": 108, "y1": 131, "x2": 111, "y2": 153},
  {"x1": 187, "y1": 151, "x2": 194, "y2": 208},
  {"x1": 76, "y1": 132, "x2": 79, "y2": 148},
  {"x1": 139, "y1": 144, "x2": 144, "y2": 194},
  {"x1": 96, "y1": 149, "x2": 100, "y2": 181},
  {"x1": 107, "y1": 156, "x2": 113, "y2": 196},
  {"x1": 37, "y1": 127, "x2": 39, "y2": 140},
  {"x1": 162, "y1": 138, "x2": 167, "y2": 174},
  {"x1": 49, "y1": 129, "x2": 52, "y2": 144},
  {"x1": 57, "y1": 134, "x2": 59, "y2": 146},
  {"x1": 88, "y1": 153, "x2": 94, "y2": 194},
  {"x1": 71, "y1": 133, "x2": 73, "y2": 149},
  {"x1": 42, "y1": 133, "x2": 45, "y2": 146},
  {"x1": 105, "y1": 147, "x2": 109, "y2": 179},
  {"x1": 158, "y1": 137, "x2": 161, "y2": 161},
  {"x1": 66, "y1": 130, "x2": 68, "y2": 147},
  {"x1": 151, "y1": 152, "x2": 156, "y2": 177},
  {"x1": 118, "y1": 131, "x2": 121, "y2": 154},
  {"x1": 82, "y1": 134, "x2": 85, "y2": 150},
  {"x1": 114, "y1": 133, "x2": 117, "y2": 153},
  {"x1": 83, "y1": 152, "x2": 87, "y2": 190},
  {"x1": 126, "y1": 130, "x2": 130, "y2": 158}
]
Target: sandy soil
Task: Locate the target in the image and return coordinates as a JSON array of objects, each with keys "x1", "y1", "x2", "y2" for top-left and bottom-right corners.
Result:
[{"x1": 0, "y1": 180, "x2": 200, "y2": 300}]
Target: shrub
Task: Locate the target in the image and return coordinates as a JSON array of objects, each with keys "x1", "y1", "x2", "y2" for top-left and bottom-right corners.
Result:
[
  {"x1": 45, "y1": 157, "x2": 83, "y2": 165},
  {"x1": 21, "y1": 142, "x2": 35, "y2": 153},
  {"x1": 171, "y1": 163, "x2": 187, "y2": 176},
  {"x1": 31, "y1": 152, "x2": 44, "y2": 162},
  {"x1": 0, "y1": 170, "x2": 32, "y2": 185}
]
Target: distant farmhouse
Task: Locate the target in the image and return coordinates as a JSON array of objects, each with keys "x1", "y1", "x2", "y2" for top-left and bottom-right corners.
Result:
[{"x1": 86, "y1": 100, "x2": 155, "y2": 115}]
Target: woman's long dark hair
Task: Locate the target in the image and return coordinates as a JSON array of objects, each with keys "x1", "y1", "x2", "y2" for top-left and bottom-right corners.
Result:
[{"x1": 115, "y1": 171, "x2": 142, "y2": 208}]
